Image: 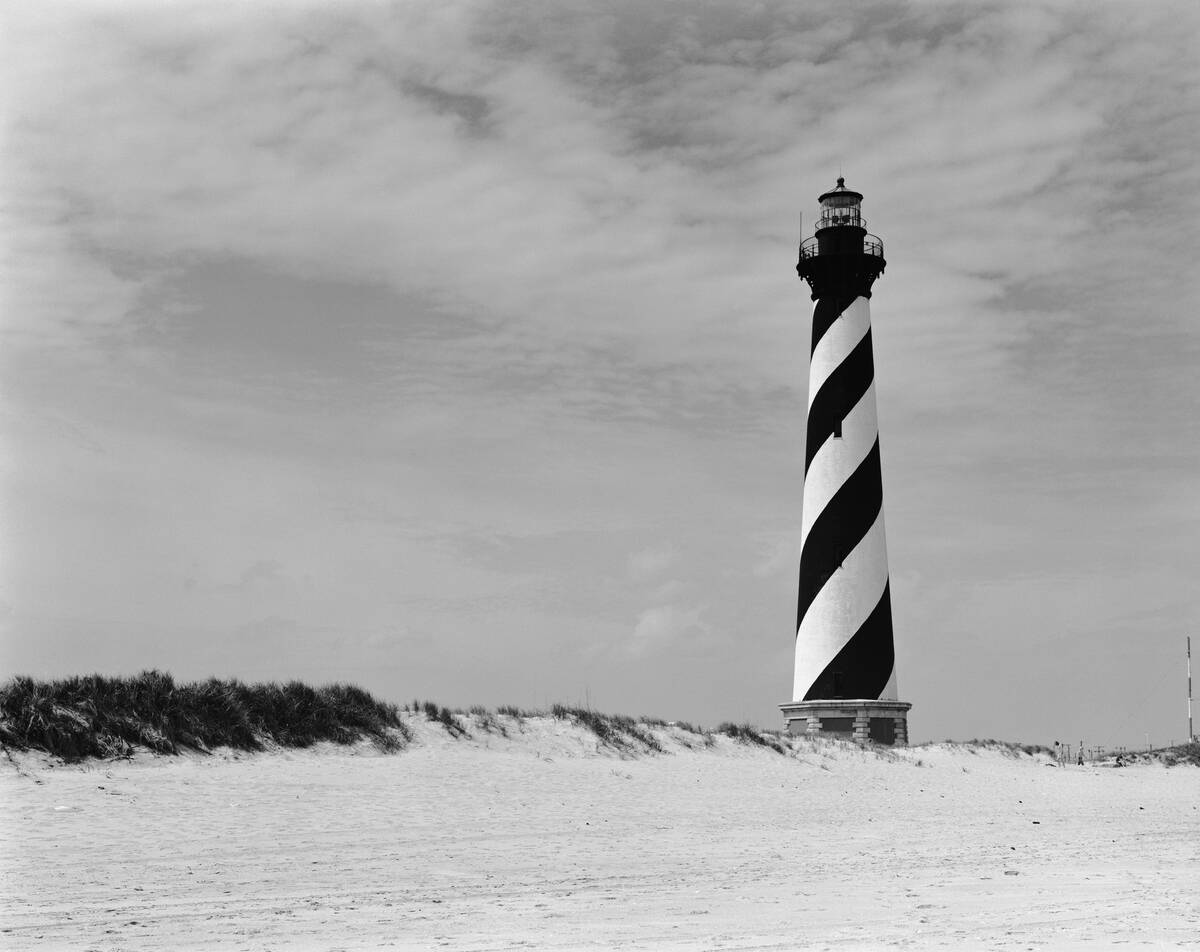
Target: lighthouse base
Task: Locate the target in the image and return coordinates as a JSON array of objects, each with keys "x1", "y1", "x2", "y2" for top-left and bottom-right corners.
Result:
[{"x1": 779, "y1": 699, "x2": 912, "y2": 746}]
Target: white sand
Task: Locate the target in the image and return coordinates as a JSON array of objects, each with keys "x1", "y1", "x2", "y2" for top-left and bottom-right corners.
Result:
[{"x1": 2, "y1": 716, "x2": 1196, "y2": 950}]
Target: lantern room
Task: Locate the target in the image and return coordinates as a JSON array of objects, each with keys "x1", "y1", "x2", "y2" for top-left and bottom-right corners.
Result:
[{"x1": 817, "y1": 177, "x2": 863, "y2": 230}]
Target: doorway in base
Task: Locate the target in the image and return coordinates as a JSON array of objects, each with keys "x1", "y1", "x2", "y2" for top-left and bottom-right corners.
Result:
[{"x1": 869, "y1": 717, "x2": 895, "y2": 744}]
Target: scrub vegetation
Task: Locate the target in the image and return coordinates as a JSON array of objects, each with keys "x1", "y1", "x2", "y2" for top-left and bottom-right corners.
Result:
[
  {"x1": 13, "y1": 678, "x2": 1118, "y2": 768},
  {"x1": 1110, "y1": 741, "x2": 1200, "y2": 768},
  {"x1": 0, "y1": 671, "x2": 408, "y2": 761},
  {"x1": 948, "y1": 739, "x2": 1055, "y2": 758},
  {"x1": 716, "y1": 722, "x2": 788, "y2": 754},
  {"x1": 550, "y1": 704, "x2": 664, "y2": 752},
  {"x1": 415, "y1": 700, "x2": 470, "y2": 738}
]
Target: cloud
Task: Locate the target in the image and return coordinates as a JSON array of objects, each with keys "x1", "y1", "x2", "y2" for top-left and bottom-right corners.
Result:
[
  {"x1": 2, "y1": 2, "x2": 1191, "y2": 464},
  {"x1": 232, "y1": 560, "x2": 285, "y2": 591},
  {"x1": 752, "y1": 534, "x2": 799, "y2": 580},
  {"x1": 627, "y1": 545, "x2": 677, "y2": 582},
  {"x1": 4, "y1": 1, "x2": 1196, "y2": 407},
  {"x1": 629, "y1": 603, "x2": 706, "y2": 657}
]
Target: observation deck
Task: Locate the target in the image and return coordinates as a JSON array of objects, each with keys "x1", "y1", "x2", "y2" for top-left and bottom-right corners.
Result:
[
  {"x1": 795, "y1": 177, "x2": 886, "y2": 300},
  {"x1": 798, "y1": 233, "x2": 885, "y2": 261}
]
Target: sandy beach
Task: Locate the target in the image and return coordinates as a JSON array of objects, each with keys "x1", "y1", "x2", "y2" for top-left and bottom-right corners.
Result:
[{"x1": 2, "y1": 716, "x2": 1196, "y2": 951}]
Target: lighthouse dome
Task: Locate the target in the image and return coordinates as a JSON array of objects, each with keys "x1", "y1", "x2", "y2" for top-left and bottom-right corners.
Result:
[{"x1": 816, "y1": 177, "x2": 864, "y2": 229}]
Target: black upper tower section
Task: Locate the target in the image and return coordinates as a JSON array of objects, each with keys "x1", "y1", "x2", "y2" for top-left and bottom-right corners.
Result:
[{"x1": 795, "y1": 178, "x2": 886, "y2": 301}]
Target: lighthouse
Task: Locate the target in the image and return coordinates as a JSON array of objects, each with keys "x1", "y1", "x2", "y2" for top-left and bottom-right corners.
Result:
[{"x1": 780, "y1": 178, "x2": 912, "y2": 745}]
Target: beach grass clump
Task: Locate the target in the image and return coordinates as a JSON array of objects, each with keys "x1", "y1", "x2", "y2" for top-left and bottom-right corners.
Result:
[
  {"x1": 959, "y1": 738, "x2": 1054, "y2": 758},
  {"x1": 467, "y1": 706, "x2": 507, "y2": 736},
  {"x1": 669, "y1": 720, "x2": 715, "y2": 747},
  {"x1": 495, "y1": 705, "x2": 550, "y2": 730},
  {"x1": 1117, "y1": 741, "x2": 1200, "y2": 767},
  {"x1": 550, "y1": 705, "x2": 663, "y2": 753},
  {"x1": 418, "y1": 700, "x2": 469, "y2": 738},
  {"x1": 716, "y1": 722, "x2": 788, "y2": 755},
  {"x1": 0, "y1": 671, "x2": 408, "y2": 762},
  {"x1": 497, "y1": 705, "x2": 547, "y2": 719},
  {"x1": 1157, "y1": 741, "x2": 1200, "y2": 767}
]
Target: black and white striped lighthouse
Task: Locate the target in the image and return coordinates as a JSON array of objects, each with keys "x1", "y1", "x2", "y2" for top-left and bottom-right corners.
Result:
[{"x1": 780, "y1": 178, "x2": 911, "y2": 745}]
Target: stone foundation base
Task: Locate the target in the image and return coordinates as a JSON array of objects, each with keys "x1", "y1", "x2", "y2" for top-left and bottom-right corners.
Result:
[{"x1": 779, "y1": 699, "x2": 912, "y2": 746}]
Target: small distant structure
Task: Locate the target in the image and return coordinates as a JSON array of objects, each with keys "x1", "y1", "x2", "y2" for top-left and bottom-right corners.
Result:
[{"x1": 780, "y1": 178, "x2": 911, "y2": 746}]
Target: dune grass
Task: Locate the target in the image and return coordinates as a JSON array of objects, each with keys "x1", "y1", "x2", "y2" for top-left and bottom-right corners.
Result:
[
  {"x1": 496, "y1": 705, "x2": 546, "y2": 719},
  {"x1": 944, "y1": 738, "x2": 1055, "y2": 758},
  {"x1": 550, "y1": 704, "x2": 664, "y2": 752},
  {"x1": 1154, "y1": 741, "x2": 1200, "y2": 767},
  {"x1": 416, "y1": 700, "x2": 470, "y2": 738},
  {"x1": 17, "y1": 680, "x2": 1091, "y2": 766},
  {"x1": 1110, "y1": 741, "x2": 1200, "y2": 767},
  {"x1": 717, "y1": 722, "x2": 788, "y2": 754},
  {"x1": 0, "y1": 671, "x2": 408, "y2": 762}
]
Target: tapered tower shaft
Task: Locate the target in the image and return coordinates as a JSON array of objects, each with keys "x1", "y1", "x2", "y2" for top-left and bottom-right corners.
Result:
[{"x1": 795, "y1": 292, "x2": 896, "y2": 701}]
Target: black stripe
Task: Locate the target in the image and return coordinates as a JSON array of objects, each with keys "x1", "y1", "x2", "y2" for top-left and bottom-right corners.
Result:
[
  {"x1": 805, "y1": 328, "x2": 875, "y2": 473},
  {"x1": 802, "y1": 583, "x2": 895, "y2": 701},
  {"x1": 810, "y1": 295, "x2": 853, "y2": 354},
  {"x1": 796, "y1": 438, "x2": 883, "y2": 631}
]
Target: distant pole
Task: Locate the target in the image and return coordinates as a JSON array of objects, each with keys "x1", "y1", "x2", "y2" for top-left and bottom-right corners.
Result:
[{"x1": 1188, "y1": 636, "x2": 1193, "y2": 742}]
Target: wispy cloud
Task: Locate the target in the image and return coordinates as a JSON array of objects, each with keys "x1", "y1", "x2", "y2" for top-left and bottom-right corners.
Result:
[
  {"x1": 629, "y1": 603, "x2": 707, "y2": 657},
  {"x1": 627, "y1": 545, "x2": 677, "y2": 582}
]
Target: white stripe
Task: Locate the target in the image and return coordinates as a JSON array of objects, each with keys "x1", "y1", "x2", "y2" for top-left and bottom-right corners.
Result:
[
  {"x1": 800, "y1": 380, "x2": 880, "y2": 543},
  {"x1": 880, "y1": 666, "x2": 899, "y2": 701},
  {"x1": 792, "y1": 508, "x2": 890, "y2": 701},
  {"x1": 807, "y1": 296, "x2": 871, "y2": 409}
]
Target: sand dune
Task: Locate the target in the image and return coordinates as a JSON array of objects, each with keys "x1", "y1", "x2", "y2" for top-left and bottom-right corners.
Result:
[{"x1": 2, "y1": 713, "x2": 1196, "y2": 950}]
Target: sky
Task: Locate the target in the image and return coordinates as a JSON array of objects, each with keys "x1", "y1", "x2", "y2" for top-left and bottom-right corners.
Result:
[{"x1": 2, "y1": 0, "x2": 1198, "y2": 746}]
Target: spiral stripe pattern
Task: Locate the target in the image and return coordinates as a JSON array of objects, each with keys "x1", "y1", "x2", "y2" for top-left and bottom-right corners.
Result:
[{"x1": 793, "y1": 294, "x2": 898, "y2": 702}]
